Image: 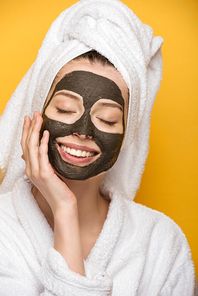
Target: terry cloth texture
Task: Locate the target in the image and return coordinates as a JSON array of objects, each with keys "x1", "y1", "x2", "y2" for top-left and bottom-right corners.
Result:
[
  {"x1": 0, "y1": 0, "x2": 197, "y2": 294},
  {"x1": 0, "y1": 177, "x2": 197, "y2": 295},
  {"x1": 0, "y1": 0, "x2": 163, "y2": 200}
]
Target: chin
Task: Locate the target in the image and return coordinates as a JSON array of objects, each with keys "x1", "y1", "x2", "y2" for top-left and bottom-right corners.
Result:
[{"x1": 54, "y1": 169, "x2": 105, "y2": 183}]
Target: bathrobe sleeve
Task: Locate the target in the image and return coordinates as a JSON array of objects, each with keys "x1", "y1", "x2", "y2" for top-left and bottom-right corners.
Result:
[
  {"x1": 0, "y1": 247, "x2": 112, "y2": 296},
  {"x1": 40, "y1": 248, "x2": 113, "y2": 296},
  {"x1": 0, "y1": 245, "x2": 112, "y2": 296},
  {"x1": 158, "y1": 223, "x2": 197, "y2": 295},
  {"x1": 132, "y1": 205, "x2": 197, "y2": 296},
  {"x1": 159, "y1": 260, "x2": 197, "y2": 295},
  {"x1": 0, "y1": 192, "x2": 112, "y2": 296},
  {"x1": 144, "y1": 220, "x2": 197, "y2": 295}
]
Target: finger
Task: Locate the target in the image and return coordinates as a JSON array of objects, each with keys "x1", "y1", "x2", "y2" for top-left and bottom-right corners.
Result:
[
  {"x1": 27, "y1": 112, "x2": 42, "y2": 145},
  {"x1": 26, "y1": 112, "x2": 37, "y2": 146},
  {"x1": 25, "y1": 116, "x2": 37, "y2": 176},
  {"x1": 23, "y1": 114, "x2": 37, "y2": 178},
  {"x1": 20, "y1": 115, "x2": 33, "y2": 178},
  {"x1": 24, "y1": 112, "x2": 40, "y2": 176},
  {"x1": 21, "y1": 116, "x2": 33, "y2": 178},
  {"x1": 21, "y1": 115, "x2": 31, "y2": 160},
  {"x1": 38, "y1": 130, "x2": 52, "y2": 178},
  {"x1": 27, "y1": 112, "x2": 43, "y2": 176}
]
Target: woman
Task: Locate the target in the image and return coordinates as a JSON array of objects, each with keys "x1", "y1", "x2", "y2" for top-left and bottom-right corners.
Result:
[{"x1": 0, "y1": 0, "x2": 197, "y2": 295}]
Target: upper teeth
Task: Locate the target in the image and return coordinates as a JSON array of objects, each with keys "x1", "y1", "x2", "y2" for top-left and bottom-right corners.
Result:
[{"x1": 60, "y1": 145, "x2": 95, "y2": 158}]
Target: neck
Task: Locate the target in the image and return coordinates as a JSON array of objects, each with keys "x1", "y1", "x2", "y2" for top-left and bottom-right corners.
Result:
[{"x1": 32, "y1": 174, "x2": 110, "y2": 233}]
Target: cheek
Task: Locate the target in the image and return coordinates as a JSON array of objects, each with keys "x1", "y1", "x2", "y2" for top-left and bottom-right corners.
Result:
[{"x1": 40, "y1": 114, "x2": 73, "y2": 140}]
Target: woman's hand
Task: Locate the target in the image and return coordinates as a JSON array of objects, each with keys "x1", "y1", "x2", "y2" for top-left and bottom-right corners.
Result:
[
  {"x1": 20, "y1": 111, "x2": 77, "y2": 214},
  {"x1": 21, "y1": 111, "x2": 85, "y2": 276}
]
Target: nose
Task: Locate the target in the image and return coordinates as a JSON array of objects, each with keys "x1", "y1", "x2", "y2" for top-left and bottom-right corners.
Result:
[
  {"x1": 73, "y1": 133, "x2": 92, "y2": 140},
  {"x1": 72, "y1": 112, "x2": 94, "y2": 138}
]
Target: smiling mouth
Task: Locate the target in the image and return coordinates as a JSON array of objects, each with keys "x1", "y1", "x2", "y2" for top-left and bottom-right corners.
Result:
[
  {"x1": 56, "y1": 141, "x2": 100, "y2": 165},
  {"x1": 59, "y1": 144, "x2": 98, "y2": 158}
]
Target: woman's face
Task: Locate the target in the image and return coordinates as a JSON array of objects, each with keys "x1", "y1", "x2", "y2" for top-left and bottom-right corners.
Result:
[{"x1": 40, "y1": 59, "x2": 128, "y2": 180}]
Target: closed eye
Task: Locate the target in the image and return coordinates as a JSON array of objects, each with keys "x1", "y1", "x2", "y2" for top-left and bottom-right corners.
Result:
[
  {"x1": 56, "y1": 108, "x2": 76, "y2": 114},
  {"x1": 97, "y1": 118, "x2": 116, "y2": 126}
]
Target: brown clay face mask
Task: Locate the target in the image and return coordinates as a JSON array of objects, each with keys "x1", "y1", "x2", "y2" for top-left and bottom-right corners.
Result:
[{"x1": 40, "y1": 71, "x2": 125, "y2": 180}]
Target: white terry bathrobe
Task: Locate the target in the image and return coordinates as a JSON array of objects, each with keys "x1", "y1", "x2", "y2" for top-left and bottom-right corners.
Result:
[{"x1": 0, "y1": 0, "x2": 197, "y2": 295}]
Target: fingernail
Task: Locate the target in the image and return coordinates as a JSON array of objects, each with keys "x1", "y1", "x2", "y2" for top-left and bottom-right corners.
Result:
[{"x1": 43, "y1": 130, "x2": 48, "y2": 137}]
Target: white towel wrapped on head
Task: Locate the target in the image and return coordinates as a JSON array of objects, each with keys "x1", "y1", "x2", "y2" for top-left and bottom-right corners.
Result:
[{"x1": 0, "y1": 0, "x2": 163, "y2": 201}]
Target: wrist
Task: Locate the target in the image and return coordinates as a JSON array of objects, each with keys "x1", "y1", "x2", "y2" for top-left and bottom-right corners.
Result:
[
  {"x1": 53, "y1": 203, "x2": 84, "y2": 276},
  {"x1": 53, "y1": 203, "x2": 78, "y2": 223}
]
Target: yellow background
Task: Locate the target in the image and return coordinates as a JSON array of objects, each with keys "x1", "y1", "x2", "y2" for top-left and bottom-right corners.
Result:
[{"x1": 0, "y1": 0, "x2": 197, "y2": 278}]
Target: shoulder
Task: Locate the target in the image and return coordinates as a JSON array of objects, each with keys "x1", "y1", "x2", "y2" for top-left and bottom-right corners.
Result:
[
  {"x1": 124, "y1": 199, "x2": 188, "y2": 242},
  {"x1": 120, "y1": 199, "x2": 193, "y2": 264},
  {"x1": 0, "y1": 190, "x2": 24, "y2": 244},
  {"x1": 0, "y1": 190, "x2": 18, "y2": 220},
  {"x1": 117, "y1": 200, "x2": 195, "y2": 293},
  {"x1": 0, "y1": 176, "x2": 34, "y2": 223}
]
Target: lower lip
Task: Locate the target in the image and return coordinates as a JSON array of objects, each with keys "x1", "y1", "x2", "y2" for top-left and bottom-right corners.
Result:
[{"x1": 57, "y1": 145, "x2": 99, "y2": 165}]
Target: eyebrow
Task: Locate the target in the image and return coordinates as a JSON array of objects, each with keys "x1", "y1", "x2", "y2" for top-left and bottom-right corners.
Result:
[
  {"x1": 99, "y1": 102, "x2": 123, "y2": 111},
  {"x1": 54, "y1": 90, "x2": 82, "y2": 100}
]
